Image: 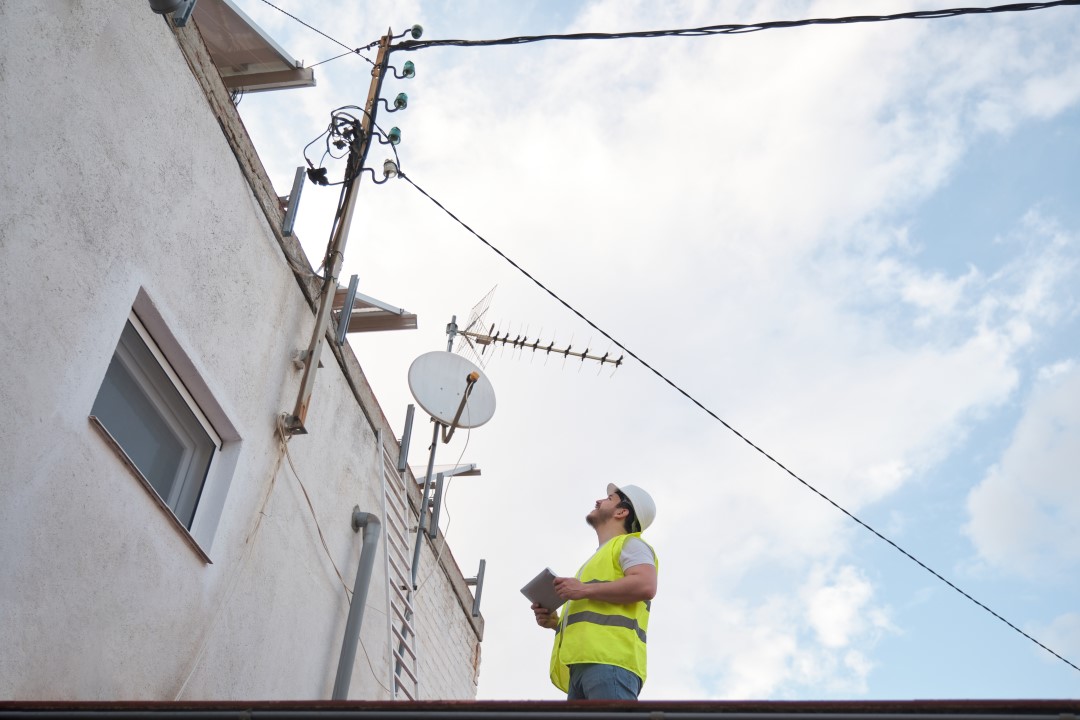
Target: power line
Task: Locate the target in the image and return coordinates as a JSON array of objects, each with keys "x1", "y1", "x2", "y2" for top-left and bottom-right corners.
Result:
[
  {"x1": 255, "y1": 0, "x2": 355, "y2": 53},
  {"x1": 309, "y1": 49, "x2": 375, "y2": 69},
  {"x1": 254, "y1": 0, "x2": 374, "y2": 68},
  {"x1": 392, "y1": 0, "x2": 1080, "y2": 51},
  {"x1": 397, "y1": 171, "x2": 1080, "y2": 676}
]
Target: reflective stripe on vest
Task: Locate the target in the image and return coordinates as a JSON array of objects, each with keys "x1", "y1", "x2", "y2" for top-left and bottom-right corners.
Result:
[{"x1": 564, "y1": 609, "x2": 647, "y2": 644}]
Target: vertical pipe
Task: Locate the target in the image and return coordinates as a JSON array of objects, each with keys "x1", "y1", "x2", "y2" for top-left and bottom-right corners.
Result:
[{"x1": 332, "y1": 508, "x2": 382, "y2": 700}]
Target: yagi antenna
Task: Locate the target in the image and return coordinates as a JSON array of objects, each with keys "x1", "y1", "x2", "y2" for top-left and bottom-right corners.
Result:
[
  {"x1": 458, "y1": 325, "x2": 623, "y2": 368},
  {"x1": 451, "y1": 287, "x2": 624, "y2": 370}
]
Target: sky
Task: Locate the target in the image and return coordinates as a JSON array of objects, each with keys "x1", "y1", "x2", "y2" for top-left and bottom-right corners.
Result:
[{"x1": 226, "y1": 0, "x2": 1080, "y2": 701}]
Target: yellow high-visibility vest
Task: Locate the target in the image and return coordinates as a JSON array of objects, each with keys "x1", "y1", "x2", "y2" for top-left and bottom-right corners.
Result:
[{"x1": 549, "y1": 532, "x2": 658, "y2": 692}]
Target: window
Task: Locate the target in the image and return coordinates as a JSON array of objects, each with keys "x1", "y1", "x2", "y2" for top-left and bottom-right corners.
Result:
[{"x1": 91, "y1": 315, "x2": 221, "y2": 530}]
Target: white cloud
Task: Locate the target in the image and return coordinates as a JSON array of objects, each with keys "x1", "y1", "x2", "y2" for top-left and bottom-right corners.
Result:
[
  {"x1": 965, "y1": 361, "x2": 1080, "y2": 579},
  {"x1": 651, "y1": 564, "x2": 890, "y2": 698},
  {"x1": 1031, "y1": 612, "x2": 1080, "y2": 661},
  {"x1": 804, "y1": 564, "x2": 887, "y2": 649}
]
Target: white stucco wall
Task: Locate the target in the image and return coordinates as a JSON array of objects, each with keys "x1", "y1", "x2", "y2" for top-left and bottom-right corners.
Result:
[{"x1": 0, "y1": 1, "x2": 479, "y2": 701}]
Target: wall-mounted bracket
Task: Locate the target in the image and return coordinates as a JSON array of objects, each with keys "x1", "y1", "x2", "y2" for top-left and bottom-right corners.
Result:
[
  {"x1": 336, "y1": 275, "x2": 360, "y2": 346},
  {"x1": 465, "y1": 559, "x2": 486, "y2": 618},
  {"x1": 282, "y1": 166, "x2": 306, "y2": 237},
  {"x1": 426, "y1": 464, "x2": 478, "y2": 539},
  {"x1": 397, "y1": 404, "x2": 415, "y2": 474},
  {"x1": 171, "y1": 0, "x2": 197, "y2": 26}
]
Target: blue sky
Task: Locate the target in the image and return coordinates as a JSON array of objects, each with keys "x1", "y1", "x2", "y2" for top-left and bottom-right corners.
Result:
[{"x1": 228, "y1": 0, "x2": 1080, "y2": 700}]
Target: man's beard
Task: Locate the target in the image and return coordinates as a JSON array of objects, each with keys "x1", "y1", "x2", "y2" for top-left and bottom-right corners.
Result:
[{"x1": 586, "y1": 505, "x2": 612, "y2": 528}]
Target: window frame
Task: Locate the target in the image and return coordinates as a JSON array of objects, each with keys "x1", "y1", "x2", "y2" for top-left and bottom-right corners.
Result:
[
  {"x1": 89, "y1": 292, "x2": 240, "y2": 563},
  {"x1": 95, "y1": 314, "x2": 221, "y2": 527}
]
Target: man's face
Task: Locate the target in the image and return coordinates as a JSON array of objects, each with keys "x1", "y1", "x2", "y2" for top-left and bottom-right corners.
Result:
[{"x1": 586, "y1": 492, "x2": 623, "y2": 527}]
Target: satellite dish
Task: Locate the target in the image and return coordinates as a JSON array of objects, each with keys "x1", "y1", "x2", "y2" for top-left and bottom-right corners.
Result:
[{"x1": 408, "y1": 351, "x2": 496, "y2": 429}]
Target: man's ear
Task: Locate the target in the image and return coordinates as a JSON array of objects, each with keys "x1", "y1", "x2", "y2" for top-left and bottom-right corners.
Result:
[{"x1": 613, "y1": 506, "x2": 629, "y2": 521}]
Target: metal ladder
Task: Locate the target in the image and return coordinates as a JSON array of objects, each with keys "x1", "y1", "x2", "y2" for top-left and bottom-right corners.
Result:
[{"x1": 380, "y1": 433, "x2": 419, "y2": 700}]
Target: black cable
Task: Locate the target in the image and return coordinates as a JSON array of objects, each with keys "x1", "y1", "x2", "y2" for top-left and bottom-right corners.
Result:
[
  {"x1": 397, "y1": 171, "x2": 1080, "y2": 676},
  {"x1": 255, "y1": 0, "x2": 374, "y2": 67},
  {"x1": 393, "y1": 0, "x2": 1080, "y2": 51},
  {"x1": 309, "y1": 48, "x2": 376, "y2": 69},
  {"x1": 255, "y1": 0, "x2": 355, "y2": 52}
]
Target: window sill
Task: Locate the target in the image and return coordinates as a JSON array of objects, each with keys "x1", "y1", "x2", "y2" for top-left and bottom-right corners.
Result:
[{"x1": 88, "y1": 415, "x2": 213, "y2": 565}]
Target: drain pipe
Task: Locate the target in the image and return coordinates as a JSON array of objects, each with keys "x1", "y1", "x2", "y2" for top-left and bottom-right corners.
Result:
[{"x1": 332, "y1": 507, "x2": 382, "y2": 700}]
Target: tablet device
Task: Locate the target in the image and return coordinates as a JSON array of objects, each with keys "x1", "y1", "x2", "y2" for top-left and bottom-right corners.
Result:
[{"x1": 520, "y1": 567, "x2": 565, "y2": 611}]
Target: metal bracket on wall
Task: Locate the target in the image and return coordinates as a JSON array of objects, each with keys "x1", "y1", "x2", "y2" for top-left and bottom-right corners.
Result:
[
  {"x1": 336, "y1": 275, "x2": 360, "y2": 346},
  {"x1": 282, "y1": 167, "x2": 306, "y2": 237},
  {"x1": 171, "y1": 0, "x2": 198, "y2": 26},
  {"x1": 465, "y1": 559, "x2": 486, "y2": 618}
]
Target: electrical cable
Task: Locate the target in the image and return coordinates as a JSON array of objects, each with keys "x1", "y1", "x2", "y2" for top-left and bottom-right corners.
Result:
[
  {"x1": 253, "y1": 0, "x2": 376, "y2": 69},
  {"x1": 303, "y1": 106, "x2": 401, "y2": 190},
  {"x1": 278, "y1": 417, "x2": 394, "y2": 696},
  {"x1": 309, "y1": 48, "x2": 376, "y2": 69},
  {"x1": 397, "y1": 171, "x2": 1080, "y2": 676},
  {"x1": 174, "y1": 432, "x2": 287, "y2": 699},
  {"x1": 279, "y1": 418, "x2": 353, "y2": 598},
  {"x1": 392, "y1": 1, "x2": 1080, "y2": 51},
  {"x1": 255, "y1": 0, "x2": 357, "y2": 55}
]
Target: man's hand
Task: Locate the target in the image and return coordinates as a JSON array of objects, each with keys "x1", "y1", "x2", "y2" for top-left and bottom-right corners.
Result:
[
  {"x1": 553, "y1": 576, "x2": 590, "y2": 601},
  {"x1": 532, "y1": 602, "x2": 559, "y2": 630}
]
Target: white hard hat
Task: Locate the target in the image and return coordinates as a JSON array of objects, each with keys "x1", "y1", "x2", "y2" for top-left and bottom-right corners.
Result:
[{"x1": 607, "y1": 483, "x2": 656, "y2": 532}]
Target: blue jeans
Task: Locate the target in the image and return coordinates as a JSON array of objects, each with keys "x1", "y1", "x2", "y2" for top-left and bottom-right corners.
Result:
[{"x1": 567, "y1": 663, "x2": 642, "y2": 700}]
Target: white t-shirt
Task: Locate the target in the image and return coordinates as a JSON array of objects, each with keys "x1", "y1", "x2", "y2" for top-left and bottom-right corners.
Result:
[{"x1": 619, "y1": 536, "x2": 656, "y2": 572}]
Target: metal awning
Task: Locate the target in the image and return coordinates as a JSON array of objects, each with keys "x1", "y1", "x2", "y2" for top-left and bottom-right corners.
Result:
[{"x1": 193, "y1": 0, "x2": 315, "y2": 93}]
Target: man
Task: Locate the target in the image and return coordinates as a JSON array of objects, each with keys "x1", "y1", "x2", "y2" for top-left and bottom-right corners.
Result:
[{"x1": 532, "y1": 483, "x2": 658, "y2": 700}]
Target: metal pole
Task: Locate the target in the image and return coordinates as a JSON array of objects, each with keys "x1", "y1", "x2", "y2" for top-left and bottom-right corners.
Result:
[
  {"x1": 285, "y1": 31, "x2": 394, "y2": 435},
  {"x1": 410, "y1": 422, "x2": 441, "y2": 588},
  {"x1": 445, "y1": 315, "x2": 457, "y2": 351},
  {"x1": 332, "y1": 509, "x2": 382, "y2": 700}
]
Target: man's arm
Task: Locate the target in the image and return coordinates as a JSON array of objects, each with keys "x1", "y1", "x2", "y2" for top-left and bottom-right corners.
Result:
[{"x1": 553, "y1": 564, "x2": 657, "y2": 605}]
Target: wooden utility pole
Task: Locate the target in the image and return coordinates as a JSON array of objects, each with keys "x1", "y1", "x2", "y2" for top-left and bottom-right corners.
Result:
[{"x1": 284, "y1": 30, "x2": 394, "y2": 435}]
